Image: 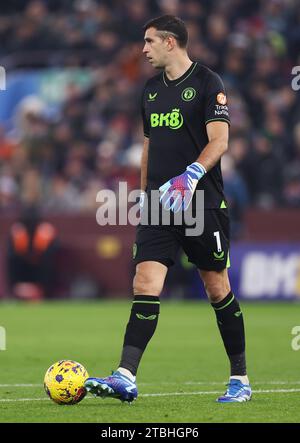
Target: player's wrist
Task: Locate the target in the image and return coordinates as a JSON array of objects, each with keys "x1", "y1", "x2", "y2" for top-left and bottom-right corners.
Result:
[{"x1": 186, "y1": 162, "x2": 207, "y2": 180}]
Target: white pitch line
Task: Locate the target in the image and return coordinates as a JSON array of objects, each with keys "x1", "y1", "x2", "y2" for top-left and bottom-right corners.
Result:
[
  {"x1": 0, "y1": 398, "x2": 48, "y2": 402},
  {"x1": 2, "y1": 381, "x2": 300, "y2": 388},
  {"x1": 141, "y1": 389, "x2": 300, "y2": 397},
  {"x1": 0, "y1": 384, "x2": 41, "y2": 387},
  {"x1": 183, "y1": 381, "x2": 300, "y2": 386},
  {"x1": 1, "y1": 388, "x2": 300, "y2": 403}
]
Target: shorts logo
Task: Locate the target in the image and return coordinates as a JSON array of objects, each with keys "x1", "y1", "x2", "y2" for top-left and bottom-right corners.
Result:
[
  {"x1": 216, "y1": 92, "x2": 227, "y2": 105},
  {"x1": 150, "y1": 108, "x2": 184, "y2": 130},
  {"x1": 181, "y1": 87, "x2": 196, "y2": 102},
  {"x1": 133, "y1": 243, "x2": 137, "y2": 259},
  {"x1": 213, "y1": 251, "x2": 225, "y2": 260}
]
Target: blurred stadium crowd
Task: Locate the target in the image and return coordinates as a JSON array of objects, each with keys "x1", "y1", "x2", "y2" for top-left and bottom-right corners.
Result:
[{"x1": 0, "y1": 0, "x2": 300, "y2": 231}]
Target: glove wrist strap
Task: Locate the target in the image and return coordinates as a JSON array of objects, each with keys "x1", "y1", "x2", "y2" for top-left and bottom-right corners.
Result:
[{"x1": 187, "y1": 162, "x2": 207, "y2": 180}]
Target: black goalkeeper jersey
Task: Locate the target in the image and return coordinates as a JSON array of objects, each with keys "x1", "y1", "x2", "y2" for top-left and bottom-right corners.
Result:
[{"x1": 141, "y1": 62, "x2": 230, "y2": 209}]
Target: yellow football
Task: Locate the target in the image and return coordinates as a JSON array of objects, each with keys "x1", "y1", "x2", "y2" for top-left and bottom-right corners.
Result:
[{"x1": 44, "y1": 360, "x2": 89, "y2": 405}]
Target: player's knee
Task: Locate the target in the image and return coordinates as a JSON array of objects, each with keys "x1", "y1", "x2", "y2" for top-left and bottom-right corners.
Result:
[
  {"x1": 200, "y1": 269, "x2": 231, "y2": 303},
  {"x1": 133, "y1": 271, "x2": 163, "y2": 296},
  {"x1": 203, "y1": 281, "x2": 227, "y2": 303}
]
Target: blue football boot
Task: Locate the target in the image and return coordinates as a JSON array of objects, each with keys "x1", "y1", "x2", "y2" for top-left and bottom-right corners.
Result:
[
  {"x1": 84, "y1": 371, "x2": 138, "y2": 403},
  {"x1": 217, "y1": 378, "x2": 252, "y2": 403}
]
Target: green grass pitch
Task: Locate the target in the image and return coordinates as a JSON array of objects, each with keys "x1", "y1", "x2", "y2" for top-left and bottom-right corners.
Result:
[{"x1": 0, "y1": 300, "x2": 300, "y2": 423}]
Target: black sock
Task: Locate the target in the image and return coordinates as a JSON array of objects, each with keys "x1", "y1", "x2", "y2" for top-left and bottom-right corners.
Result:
[
  {"x1": 211, "y1": 291, "x2": 246, "y2": 376},
  {"x1": 119, "y1": 295, "x2": 160, "y2": 376}
]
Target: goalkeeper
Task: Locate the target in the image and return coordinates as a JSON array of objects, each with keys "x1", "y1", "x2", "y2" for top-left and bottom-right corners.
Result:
[{"x1": 85, "y1": 14, "x2": 251, "y2": 404}]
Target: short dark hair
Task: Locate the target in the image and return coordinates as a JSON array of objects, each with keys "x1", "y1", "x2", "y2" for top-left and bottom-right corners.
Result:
[{"x1": 143, "y1": 15, "x2": 188, "y2": 48}]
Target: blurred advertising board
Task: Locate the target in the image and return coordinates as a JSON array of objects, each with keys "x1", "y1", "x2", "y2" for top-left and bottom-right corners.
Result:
[
  {"x1": 1, "y1": 213, "x2": 300, "y2": 300},
  {"x1": 229, "y1": 243, "x2": 300, "y2": 300},
  {"x1": 0, "y1": 69, "x2": 93, "y2": 125}
]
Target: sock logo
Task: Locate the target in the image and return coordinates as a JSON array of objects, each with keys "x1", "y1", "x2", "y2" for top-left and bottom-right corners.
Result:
[
  {"x1": 136, "y1": 313, "x2": 157, "y2": 320},
  {"x1": 234, "y1": 311, "x2": 242, "y2": 317}
]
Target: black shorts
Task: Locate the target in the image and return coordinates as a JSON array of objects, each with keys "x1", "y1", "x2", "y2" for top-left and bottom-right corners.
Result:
[{"x1": 133, "y1": 209, "x2": 230, "y2": 271}]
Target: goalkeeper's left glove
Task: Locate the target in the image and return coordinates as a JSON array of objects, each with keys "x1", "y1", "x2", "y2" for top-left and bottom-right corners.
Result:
[{"x1": 159, "y1": 162, "x2": 206, "y2": 212}]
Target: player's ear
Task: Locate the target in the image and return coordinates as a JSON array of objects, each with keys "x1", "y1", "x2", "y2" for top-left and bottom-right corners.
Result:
[{"x1": 166, "y1": 35, "x2": 176, "y2": 51}]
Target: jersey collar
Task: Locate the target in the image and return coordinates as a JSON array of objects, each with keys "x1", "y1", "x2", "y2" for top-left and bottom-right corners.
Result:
[{"x1": 162, "y1": 62, "x2": 197, "y2": 87}]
